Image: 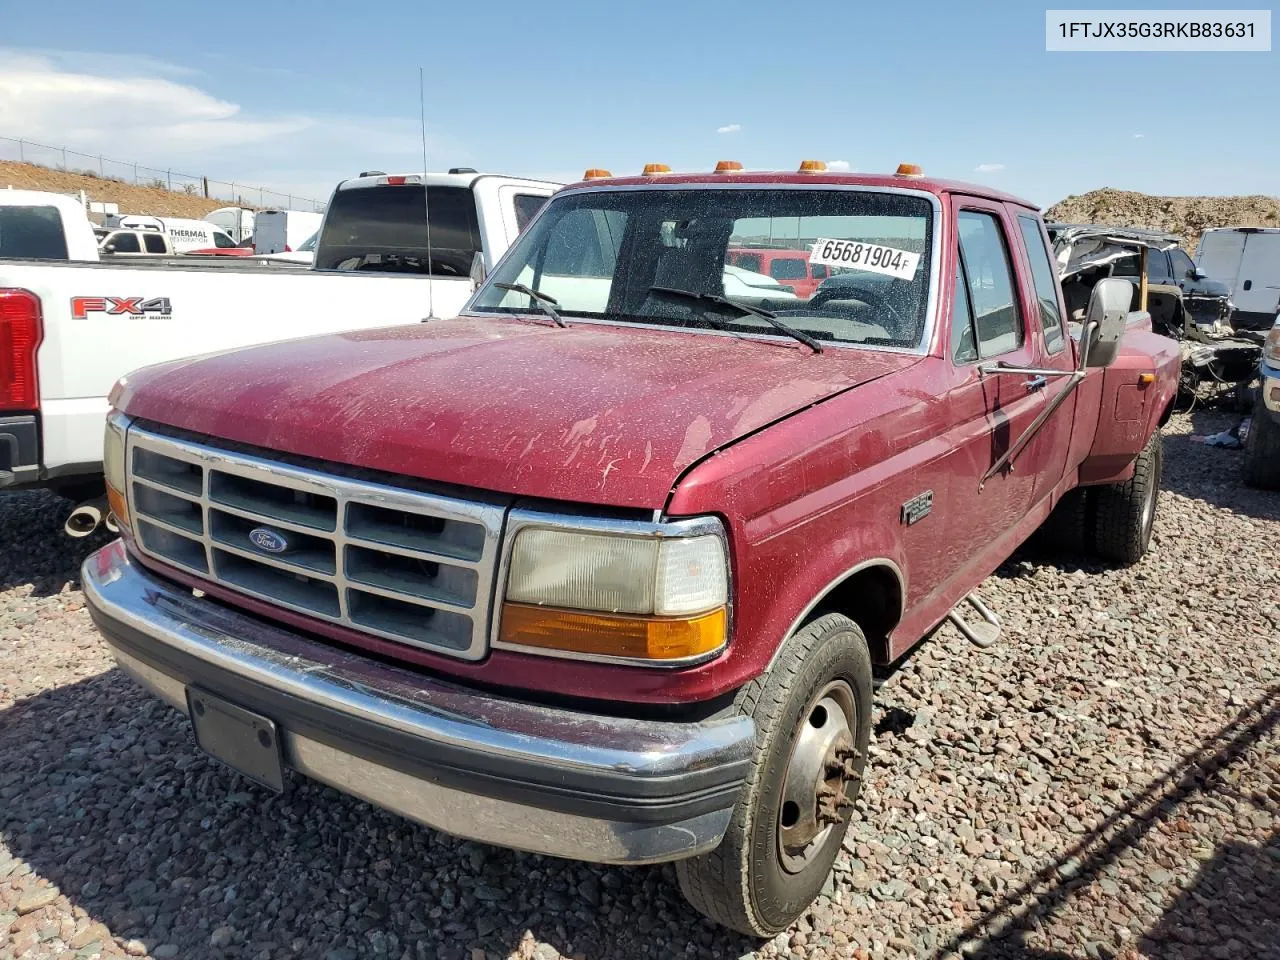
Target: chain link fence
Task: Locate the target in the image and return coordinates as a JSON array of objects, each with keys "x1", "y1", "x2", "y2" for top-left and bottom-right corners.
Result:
[{"x1": 0, "y1": 135, "x2": 325, "y2": 212}]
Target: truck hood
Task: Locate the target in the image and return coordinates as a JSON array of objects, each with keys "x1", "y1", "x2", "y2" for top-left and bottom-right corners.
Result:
[{"x1": 117, "y1": 316, "x2": 919, "y2": 508}]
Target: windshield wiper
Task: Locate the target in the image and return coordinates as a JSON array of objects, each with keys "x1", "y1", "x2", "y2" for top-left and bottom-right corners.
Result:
[
  {"x1": 648, "y1": 285, "x2": 822, "y2": 353},
  {"x1": 495, "y1": 281, "x2": 566, "y2": 328}
]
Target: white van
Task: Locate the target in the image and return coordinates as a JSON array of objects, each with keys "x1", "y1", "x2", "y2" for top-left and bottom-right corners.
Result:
[
  {"x1": 1196, "y1": 227, "x2": 1280, "y2": 329},
  {"x1": 204, "y1": 206, "x2": 256, "y2": 243},
  {"x1": 104, "y1": 215, "x2": 237, "y2": 254},
  {"x1": 253, "y1": 210, "x2": 324, "y2": 255}
]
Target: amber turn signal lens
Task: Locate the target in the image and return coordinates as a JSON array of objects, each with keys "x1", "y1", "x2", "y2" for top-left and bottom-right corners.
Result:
[
  {"x1": 499, "y1": 603, "x2": 726, "y2": 661},
  {"x1": 582, "y1": 168, "x2": 613, "y2": 180},
  {"x1": 106, "y1": 482, "x2": 130, "y2": 533},
  {"x1": 797, "y1": 159, "x2": 827, "y2": 173},
  {"x1": 642, "y1": 163, "x2": 672, "y2": 176},
  {"x1": 1137, "y1": 372, "x2": 1156, "y2": 386}
]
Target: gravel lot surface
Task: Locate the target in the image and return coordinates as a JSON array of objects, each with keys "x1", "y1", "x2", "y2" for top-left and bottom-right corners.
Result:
[{"x1": 2, "y1": 411, "x2": 1277, "y2": 960}]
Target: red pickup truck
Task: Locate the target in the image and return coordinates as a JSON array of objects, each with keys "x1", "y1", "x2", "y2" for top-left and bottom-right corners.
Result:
[{"x1": 84, "y1": 163, "x2": 1179, "y2": 936}]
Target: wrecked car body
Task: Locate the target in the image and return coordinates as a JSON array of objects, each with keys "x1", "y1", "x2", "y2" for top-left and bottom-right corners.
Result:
[{"x1": 1049, "y1": 222, "x2": 1261, "y2": 394}]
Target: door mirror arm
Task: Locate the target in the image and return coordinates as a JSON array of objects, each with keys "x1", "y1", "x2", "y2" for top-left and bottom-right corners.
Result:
[{"x1": 976, "y1": 321, "x2": 1099, "y2": 489}]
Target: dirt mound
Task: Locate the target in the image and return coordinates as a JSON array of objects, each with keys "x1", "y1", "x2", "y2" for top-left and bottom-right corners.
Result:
[
  {"x1": 1045, "y1": 188, "x2": 1280, "y2": 253},
  {"x1": 0, "y1": 160, "x2": 245, "y2": 219}
]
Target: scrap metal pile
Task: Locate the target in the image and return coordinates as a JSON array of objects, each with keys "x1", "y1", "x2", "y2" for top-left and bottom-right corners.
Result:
[{"x1": 1049, "y1": 222, "x2": 1264, "y2": 407}]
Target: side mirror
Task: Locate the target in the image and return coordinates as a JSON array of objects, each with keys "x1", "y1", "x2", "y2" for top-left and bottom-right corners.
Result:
[
  {"x1": 103, "y1": 243, "x2": 116, "y2": 254},
  {"x1": 469, "y1": 251, "x2": 487, "y2": 292},
  {"x1": 1084, "y1": 277, "x2": 1137, "y2": 368},
  {"x1": 1190, "y1": 267, "x2": 1208, "y2": 281}
]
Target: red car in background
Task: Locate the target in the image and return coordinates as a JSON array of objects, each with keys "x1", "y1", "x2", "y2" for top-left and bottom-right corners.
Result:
[{"x1": 727, "y1": 247, "x2": 830, "y2": 297}]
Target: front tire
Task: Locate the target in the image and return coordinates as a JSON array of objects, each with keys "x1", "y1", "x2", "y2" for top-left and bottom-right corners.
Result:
[
  {"x1": 1242, "y1": 398, "x2": 1280, "y2": 490},
  {"x1": 676, "y1": 614, "x2": 872, "y2": 936},
  {"x1": 1090, "y1": 430, "x2": 1163, "y2": 564}
]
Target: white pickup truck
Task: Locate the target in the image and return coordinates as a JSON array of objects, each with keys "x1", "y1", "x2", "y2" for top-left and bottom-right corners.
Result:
[{"x1": 0, "y1": 174, "x2": 560, "y2": 508}]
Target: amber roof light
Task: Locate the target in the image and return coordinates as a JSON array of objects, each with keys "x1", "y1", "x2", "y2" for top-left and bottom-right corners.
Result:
[
  {"x1": 714, "y1": 160, "x2": 744, "y2": 173},
  {"x1": 798, "y1": 160, "x2": 828, "y2": 173},
  {"x1": 582, "y1": 168, "x2": 613, "y2": 180},
  {"x1": 895, "y1": 163, "x2": 924, "y2": 177},
  {"x1": 642, "y1": 163, "x2": 672, "y2": 176}
]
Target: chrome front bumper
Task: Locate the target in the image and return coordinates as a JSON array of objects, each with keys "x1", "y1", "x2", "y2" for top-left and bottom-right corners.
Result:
[{"x1": 82, "y1": 541, "x2": 754, "y2": 865}]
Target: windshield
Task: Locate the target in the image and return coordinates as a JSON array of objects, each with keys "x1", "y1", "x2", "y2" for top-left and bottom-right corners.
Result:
[{"x1": 470, "y1": 187, "x2": 934, "y2": 348}]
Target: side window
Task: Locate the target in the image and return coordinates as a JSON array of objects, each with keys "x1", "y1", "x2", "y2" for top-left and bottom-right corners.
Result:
[
  {"x1": 731, "y1": 252, "x2": 762, "y2": 273},
  {"x1": 951, "y1": 259, "x2": 978, "y2": 363},
  {"x1": 539, "y1": 209, "x2": 625, "y2": 277},
  {"x1": 212, "y1": 231, "x2": 236, "y2": 248},
  {"x1": 144, "y1": 234, "x2": 167, "y2": 254},
  {"x1": 111, "y1": 232, "x2": 140, "y2": 253},
  {"x1": 769, "y1": 258, "x2": 807, "y2": 280},
  {"x1": 1170, "y1": 248, "x2": 1196, "y2": 279},
  {"x1": 513, "y1": 194, "x2": 548, "y2": 232},
  {"x1": 957, "y1": 211, "x2": 1023, "y2": 356},
  {"x1": 1145, "y1": 248, "x2": 1173, "y2": 282},
  {"x1": 1016, "y1": 215, "x2": 1065, "y2": 351}
]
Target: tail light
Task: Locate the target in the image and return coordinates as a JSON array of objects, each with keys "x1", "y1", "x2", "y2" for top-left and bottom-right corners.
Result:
[{"x1": 0, "y1": 289, "x2": 43, "y2": 411}]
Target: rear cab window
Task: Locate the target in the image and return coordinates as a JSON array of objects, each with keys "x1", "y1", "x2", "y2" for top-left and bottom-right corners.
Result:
[
  {"x1": 0, "y1": 206, "x2": 69, "y2": 260},
  {"x1": 316, "y1": 184, "x2": 482, "y2": 277}
]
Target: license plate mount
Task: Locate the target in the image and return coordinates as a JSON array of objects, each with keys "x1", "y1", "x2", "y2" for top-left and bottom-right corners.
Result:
[{"x1": 186, "y1": 686, "x2": 285, "y2": 793}]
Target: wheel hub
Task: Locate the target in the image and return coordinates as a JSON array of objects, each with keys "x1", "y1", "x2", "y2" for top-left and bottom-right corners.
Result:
[{"x1": 777, "y1": 681, "x2": 862, "y2": 874}]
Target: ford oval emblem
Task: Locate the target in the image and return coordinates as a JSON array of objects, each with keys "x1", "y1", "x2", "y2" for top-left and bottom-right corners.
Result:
[{"x1": 249, "y1": 527, "x2": 289, "y2": 554}]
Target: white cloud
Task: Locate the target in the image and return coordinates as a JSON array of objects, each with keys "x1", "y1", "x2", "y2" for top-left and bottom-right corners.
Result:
[
  {"x1": 974, "y1": 163, "x2": 1006, "y2": 173},
  {"x1": 0, "y1": 50, "x2": 465, "y2": 204},
  {"x1": 716, "y1": 123, "x2": 742, "y2": 134},
  {"x1": 1133, "y1": 132, "x2": 1145, "y2": 139},
  {"x1": 826, "y1": 160, "x2": 852, "y2": 172}
]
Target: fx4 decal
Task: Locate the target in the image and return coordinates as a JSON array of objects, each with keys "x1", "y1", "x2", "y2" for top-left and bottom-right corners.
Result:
[{"x1": 71, "y1": 297, "x2": 173, "y2": 319}]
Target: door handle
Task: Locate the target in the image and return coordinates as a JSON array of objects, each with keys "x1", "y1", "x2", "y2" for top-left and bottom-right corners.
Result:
[{"x1": 1024, "y1": 376, "x2": 1048, "y2": 391}]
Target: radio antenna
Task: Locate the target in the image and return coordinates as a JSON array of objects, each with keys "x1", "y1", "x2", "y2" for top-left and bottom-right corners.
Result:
[{"x1": 419, "y1": 66, "x2": 436, "y2": 320}]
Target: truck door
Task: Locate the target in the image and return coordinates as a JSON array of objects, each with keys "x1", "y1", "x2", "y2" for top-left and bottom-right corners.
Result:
[
  {"x1": 1010, "y1": 210, "x2": 1077, "y2": 504},
  {"x1": 910, "y1": 202, "x2": 1043, "y2": 602}
]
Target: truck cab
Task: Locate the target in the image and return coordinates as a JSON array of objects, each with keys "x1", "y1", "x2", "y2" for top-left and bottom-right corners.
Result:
[{"x1": 84, "y1": 162, "x2": 1179, "y2": 937}]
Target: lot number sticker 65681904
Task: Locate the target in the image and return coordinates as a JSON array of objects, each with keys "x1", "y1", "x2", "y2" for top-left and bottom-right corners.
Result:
[{"x1": 810, "y1": 239, "x2": 921, "y2": 280}]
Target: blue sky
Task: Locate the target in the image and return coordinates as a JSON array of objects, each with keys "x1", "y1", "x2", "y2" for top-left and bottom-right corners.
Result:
[{"x1": 0, "y1": 1, "x2": 1275, "y2": 208}]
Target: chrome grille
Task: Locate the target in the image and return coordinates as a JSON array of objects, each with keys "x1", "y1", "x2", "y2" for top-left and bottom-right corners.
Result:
[{"x1": 126, "y1": 425, "x2": 503, "y2": 660}]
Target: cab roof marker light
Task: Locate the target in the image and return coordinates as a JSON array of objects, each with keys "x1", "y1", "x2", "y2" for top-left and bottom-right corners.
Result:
[
  {"x1": 895, "y1": 163, "x2": 924, "y2": 178},
  {"x1": 798, "y1": 160, "x2": 827, "y2": 173},
  {"x1": 582, "y1": 168, "x2": 613, "y2": 180},
  {"x1": 714, "y1": 160, "x2": 744, "y2": 174},
  {"x1": 642, "y1": 163, "x2": 672, "y2": 176}
]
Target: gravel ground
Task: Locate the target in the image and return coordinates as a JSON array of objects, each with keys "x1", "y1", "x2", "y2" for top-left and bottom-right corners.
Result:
[{"x1": 2, "y1": 411, "x2": 1277, "y2": 960}]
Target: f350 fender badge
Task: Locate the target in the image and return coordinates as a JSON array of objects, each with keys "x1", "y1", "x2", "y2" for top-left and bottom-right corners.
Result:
[{"x1": 901, "y1": 491, "x2": 934, "y2": 526}]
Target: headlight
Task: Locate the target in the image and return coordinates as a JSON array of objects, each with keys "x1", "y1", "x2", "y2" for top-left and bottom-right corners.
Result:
[
  {"x1": 104, "y1": 411, "x2": 131, "y2": 532},
  {"x1": 498, "y1": 517, "x2": 729, "y2": 664},
  {"x1": 1264, "y1": 322, "x2": 1280, "y2": 365}
]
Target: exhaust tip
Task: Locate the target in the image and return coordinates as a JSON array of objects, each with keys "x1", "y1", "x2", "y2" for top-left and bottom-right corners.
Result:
[{"x1": 65, "y1": 502, "x2": 104, "y2": 538}]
